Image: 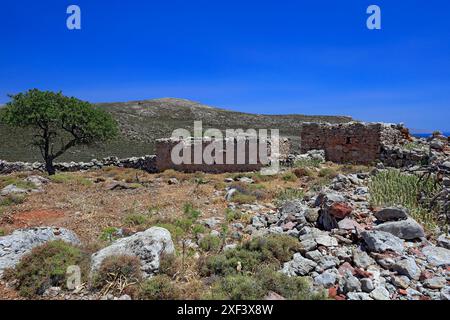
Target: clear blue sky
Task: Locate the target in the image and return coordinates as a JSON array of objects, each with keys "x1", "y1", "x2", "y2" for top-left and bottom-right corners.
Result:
[{"x1": 1, "y1": 0, "x2": 449, "y2": 132}]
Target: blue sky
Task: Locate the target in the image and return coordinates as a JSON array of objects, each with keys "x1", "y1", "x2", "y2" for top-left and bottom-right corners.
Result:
[{"x1": 1, "y1": 1, "x2": 449, "y2": 132}]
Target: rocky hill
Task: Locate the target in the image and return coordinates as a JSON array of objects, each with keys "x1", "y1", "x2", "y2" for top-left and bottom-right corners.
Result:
[{"x1": 0, "y1": 98, "x2": 352, "y2": 162}]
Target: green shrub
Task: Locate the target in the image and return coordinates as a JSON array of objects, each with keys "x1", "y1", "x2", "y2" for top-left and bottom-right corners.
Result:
[
  {"x1": 0, "y1": 194, "x2": 26, "y2": 206},
  {"x1": 100, "y1": 227, "x2": 120, "y2": 242},
  {"x1": 200, "y1": 234, "x2": 299, "y2": 276},
  {"x1": 231, "y1": 192, "x2": 257, "y2": 204},
  {"x1": 282, "y1": 172, "x2": 297, "y2": 182},
  {"x1": 318, "y1": 168, "x2": 338, "y2": 178},
  {"x1": 257, "y1": 266, "x2": 326, "y2": 300},
  {"x1": 158, "y1": 253, "x2": 179, "y2": 277},
  {"x1": 200, "y1": 247, "x2": 263, "y2": 276},
  {"x1": 11, "y1": 240, "x2": 86, "y2": 297},
  {"x1": 225, "y1": 208, "x2": 242, "y2": 222},
  {"x1": 245, "y1": 234, "x2": 301, "y2": 263},
  {"x1": 0, "y1": 228, "x2": 4, "y2": 236},
  {"x1": 139, "y1": 275, "x2": 180, "y2": 300},
  {"x1": 199, "y1": 235, "x2": 221, "y2": 252},
  {"x1": 91, "y1": 254, "x2": 142, "y2": 294},
  {"x1": 124, "y1": 213, "x2": 148, "y2": 226},
  {"x1": 369, "y1": 169, "x2": 440, "y2": 229},
  {"x1": 209, "y1": 274, "x2": 265, "y2": 300},
  {"x1": 294, "y1": 158, "x2": 322, "y2": 168}
]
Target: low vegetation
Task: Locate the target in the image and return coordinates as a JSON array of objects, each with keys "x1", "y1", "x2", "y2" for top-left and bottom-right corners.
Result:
[
  {"x1": 92, "y1": 254, "x2": 142, "y2": 297},
  {"x1": 6, "y1": 240, "x2": 88, "y2": 297},
  {"x1": 369, "y1": 169, "x2": 440, "y2": 229}
]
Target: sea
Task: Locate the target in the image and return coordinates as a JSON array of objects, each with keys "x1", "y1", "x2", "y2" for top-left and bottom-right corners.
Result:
[{"x1": 412, "y1": 132, "x2": 450, "y2": 138}]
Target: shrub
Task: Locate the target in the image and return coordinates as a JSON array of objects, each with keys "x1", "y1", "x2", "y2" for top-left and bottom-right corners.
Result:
[
  {"x1": 293, "y1": 167, "x2": 313, "y2": 178},
  {"x1": 139, "y1": 275, "x2": 180, "y2": 300},
  {"x1": 209, "y1": 274, "x2": 265, "y2": 300},
  {"x1": 199, "y1": 235, "x2": 221, "y2": 252},
  {"x1": 200, "y1": 247, "x2": 263, "y2": 276},
  {"x1": 91, "y1": 254, "x2": 142, "y2": 295},
  {"x1": 275, "y1": 188, "x2": 304, "y2": 203},
  {"x1": 231, "y1": 192, "x2": 257, "y2": 204},
  {"x1": 294, "y1": 158, "x2": 322, "y2": 168},
  {"x1": 282, "y1": 172, "x2": 297, "y2": 182},
  {"x1": 369, "y1": 169, "x2": 440, "y2": 229},
  {"x1": 100, "y1": 227, "x2": 120, "y2": 242},
  {"x1": 0, "y1": 228, "x2": 4, "y2": 236},
  {"x1": 245, "y1": 234, "x2": 301, "y2": 263},
  {"x1": 200, "y1": 234, "x2": 299, "y2": 276},
  {"x1": 225, "y1": 208, "x2": 242, "y2": 222},
  {"x1": 318, "y1": 168, "x2": 338, "y2": 179},
  {"x1": 124, "y1": 213, "x2": 148, "y2": 226},
  {"x1": 11, "y1": 240, "x2": 86, "y2": 297},
  {"x1": 158, "y1": 253, "x2": 179, "y2": 277},
  {"x1": 257, "y1": 266, "x2": 326, "y2": 300},
  {"x1": 0, "y1": 194, "x2": 26, "y2": 206}
]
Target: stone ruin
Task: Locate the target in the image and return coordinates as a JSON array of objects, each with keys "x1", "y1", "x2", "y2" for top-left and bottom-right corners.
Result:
[
  {"x1": 2, "y1": 121, "x2": 445, "y2": 174},
  {"x1": 300, "y1": 122, "x2": 406, "y2": 165},
  {"x1": 155, "y1": 136, "x2": 291, "y2": 173}
]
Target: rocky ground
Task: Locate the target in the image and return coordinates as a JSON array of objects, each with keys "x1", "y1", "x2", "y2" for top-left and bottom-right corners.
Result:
[{"x1": 0, "y1": 135, "x2": 449, "y2": 300}]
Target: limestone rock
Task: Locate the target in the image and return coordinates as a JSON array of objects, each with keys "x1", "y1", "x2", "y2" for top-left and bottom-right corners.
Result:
[
  {"x1": 374, "y1": 218, "x2": 425, "y2": 240},
  {"x1": 0, "y1": 227, "x2": 80, "y2": 274},
  {"x1": 90, "y1": 227, "x2": 174, "y2": 278},
  {"x1": 361, "y1": 230, "x2": 404, "y2": 253}
]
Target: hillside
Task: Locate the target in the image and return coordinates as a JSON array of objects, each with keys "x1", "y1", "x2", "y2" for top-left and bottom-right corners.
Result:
[{"x1": 0, "y1": 98, "x2": 352, "y2": 162}]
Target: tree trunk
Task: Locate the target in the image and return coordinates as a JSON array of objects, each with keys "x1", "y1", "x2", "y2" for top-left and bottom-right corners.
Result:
[{"x1": 45, "y1": 158, "x2": 56, "y2": 175}]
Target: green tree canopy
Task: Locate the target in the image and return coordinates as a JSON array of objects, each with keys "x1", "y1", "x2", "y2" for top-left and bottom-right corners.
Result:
[{"x1": 0, "y1": 89, "x2": 119, "y2": 174}]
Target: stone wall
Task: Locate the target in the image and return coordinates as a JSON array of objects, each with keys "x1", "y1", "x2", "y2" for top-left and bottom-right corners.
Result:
[
  {"x1": 155, "y1": 137, "x2": 290, "y2": 173},
  {"x1": 0, "y1": 155, "x2": 157, "y2": 175},
  {"x1": 300, "y1": 122, "x2": 404, "y2": 164}
]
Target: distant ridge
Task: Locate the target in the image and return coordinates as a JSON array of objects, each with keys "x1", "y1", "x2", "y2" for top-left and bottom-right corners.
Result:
[{"x1": 0, "y1": 98, "x2": 353, "y2": 162}]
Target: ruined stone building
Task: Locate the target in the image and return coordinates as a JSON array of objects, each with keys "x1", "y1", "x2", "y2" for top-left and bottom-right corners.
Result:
[{"x1": 300, "y1": 122, "x2": 404, "y2": 164}]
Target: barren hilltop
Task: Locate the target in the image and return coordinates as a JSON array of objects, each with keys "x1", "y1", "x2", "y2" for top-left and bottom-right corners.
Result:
[{"x1": 0, "y1": 98, "x2": 352, "y2": 162}]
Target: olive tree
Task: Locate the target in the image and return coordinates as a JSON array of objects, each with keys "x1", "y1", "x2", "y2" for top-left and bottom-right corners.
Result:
[{"x1": 0, "y1": 89, "x2": 118, "y2": 175}]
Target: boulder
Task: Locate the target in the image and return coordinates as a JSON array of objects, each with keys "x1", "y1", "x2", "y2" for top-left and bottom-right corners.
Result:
[
  {"x1": 0, "y1": 227, "x2": 80, "y2": 274},
  {"x1": 352, "y1": 248, "x2": 375, "y2": 269},
  {"x1": 421, "y1": 246, "x2": 450, "y2": 267},
  {"x1": 392, "y1": 257, "x2": 421, "y2": 280},
  {"x1": 370, "y1": 286, "x2": 390, "y2": 300},
  {"x1": 328, "y1": 202, "x2": 353, "y2": 219},
  {"x1": 314, "y1": 270, "x2": 337, "y2": 288},
  {"x1": 374, "y1": 207, "x2": 408, "y2": 222},
  {"x1": 281, "y1": 253, "x2": 317, "y2": 276},
  {"x1": 90, "y1": 227, "x2": 174, "y2": 278},
  {"x1": 437, "y1": 234, "x2": 450, "y2": 250},
  {"x1": 0, "y1": 184, "x2": 28, "y2": 196},
  {"x1": 361, "y1": 230, "x2": 404, "y2": 253},
  {"x1": 374, "y1": 218, "x2": 425, "y2": 240}
]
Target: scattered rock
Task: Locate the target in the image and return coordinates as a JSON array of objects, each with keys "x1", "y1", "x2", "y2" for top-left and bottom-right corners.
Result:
[
  {"x1": 352, "y1": 248, "x2": 375, "y2": 269},
  {"x1": 374, "y1": 218, "x2": 425, "y2": 240},
  {"x1": 423, "y1": 277, "x2": 446, "y2": 290},
  {"x1": 392, "y1": 257, "x2": 421, "y2": 280},
  {"x1": 0, "y1": 184, "x2": 28, "y2": 196},
  {"x1": 361, "y1": 230, "x2": 404, "y2": 253},
  {"x1": 421, "y1": 246, "x2": 450, "y2": 267},
  {"x1": 374, "y1": 207, "x2": 408, "y2": 222},
  {"x1": 281, "y1": 253, "x2": 317, "y2": 276},
  {"x1": 370, "y1": 287, "x2": 390, "y2": 300},
  {"x1": 328, "y1": 202, "x2": 353, "y2": 219},
  {"x1": 342, "y1": 271, "x2": 361, "y2": 293},
  {"x1": 314, "y1": 270, "x2": 337, "y2": 288},
  {"x1": 360, "y1": 278, "x2": 374, "y2": 292},
  {"x1": 437, "y1": 234, "x2": 450, "y2": 250},
  {"x1": 168, "y1": 178, "x2": 179, "y2": 185},
  {"x1": 90, "y1": 227, "x2": 175, "y2": 278}
]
